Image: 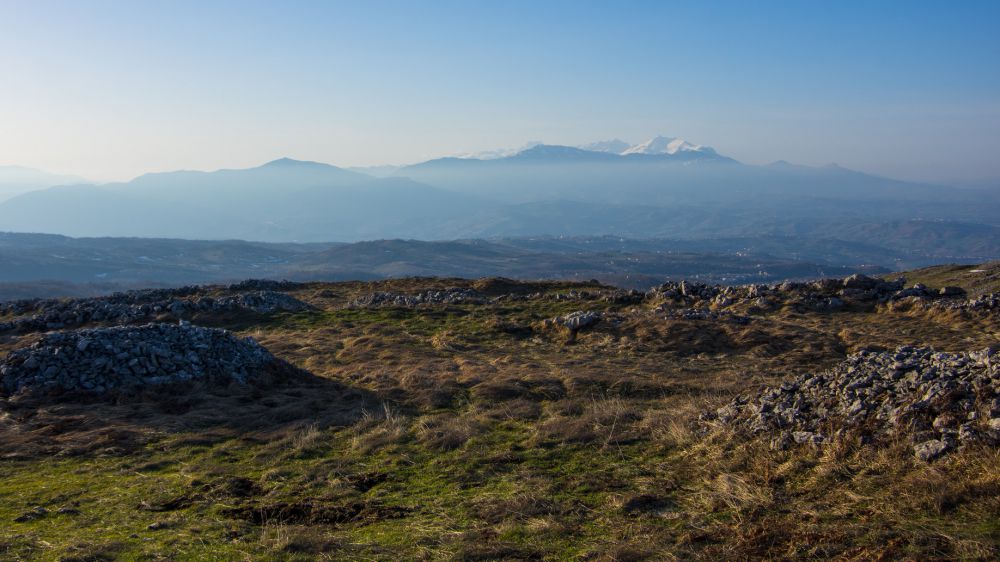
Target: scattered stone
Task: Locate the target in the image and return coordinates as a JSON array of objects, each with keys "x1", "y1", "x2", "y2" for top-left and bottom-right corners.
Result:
[
  {"x1": 647, "y1": 275, "x2": 908, "y2": 313},
  {"x1": 708, "y1": 346, "x2": 1000, "y2": 459},
  {"x1": 642, "y1": 274, "x2": 995, "y2": 320},
  {"x1": 657, "y1": 306, "x2": 750, "y2": 324},
  {"x1": 1, "y1": 273, "x2": 988, "y2": 337},
  {"x1": 931, "y1": 293, "x2": 1000, "y2": 313},
  {"x1": 205, "y1": 291, "x2": 314, "y2": 314},
  {"x1": 349, "y1": 288, "x2": 487, "y2": 308}
]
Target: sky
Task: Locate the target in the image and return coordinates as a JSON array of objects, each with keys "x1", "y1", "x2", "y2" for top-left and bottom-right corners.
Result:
[{"x1": 1, "y1": 0, "x2": 998, "y2": 183}]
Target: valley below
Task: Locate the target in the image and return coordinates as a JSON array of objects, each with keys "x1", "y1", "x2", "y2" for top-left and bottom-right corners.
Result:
[{"x1": 0, "y1": 232, "x2": 946, "y2": 301}]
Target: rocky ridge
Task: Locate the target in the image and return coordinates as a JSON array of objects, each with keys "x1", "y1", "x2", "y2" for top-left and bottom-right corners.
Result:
[
  {"x1": 0, "y1": 290, "x2": 312, "y2": 334},
  {"x1": 343, "y1": 274, "x2": 990, "y2": 314},
  {"x1": 649, "y1": 275, "x2": 902, "y2": 310},
  {"x1": 648, "y1": 275, "x2": 1000, "y2": 317}
]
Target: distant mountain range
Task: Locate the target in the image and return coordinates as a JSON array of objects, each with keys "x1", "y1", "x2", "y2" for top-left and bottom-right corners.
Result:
[
  {"x1": 0, "y1": 165, "x2": 85, "y2": 203},
  {"x1": 0, "y1": 158, "x2": 479, "y2": 241},
  {"x1": 1, "y1": 135, "x2": 998, "y2": 272}
]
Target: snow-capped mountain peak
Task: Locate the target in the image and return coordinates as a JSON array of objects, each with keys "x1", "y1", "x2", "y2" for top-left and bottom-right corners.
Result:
[
  {"x1": 621, "y1": 135, "x2": 716, "y2": 156},
  {"x1": 451, "y1": 135, "x2": 719, "y2": 161}
]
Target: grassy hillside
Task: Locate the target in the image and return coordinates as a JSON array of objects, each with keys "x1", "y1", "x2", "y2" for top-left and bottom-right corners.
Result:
[
  {"x1": 886, "y1": 261, "x2": 1000, "y2": 297},
  {"x1": 0, "y1": 271, "x2": 998, "y2": 560}
]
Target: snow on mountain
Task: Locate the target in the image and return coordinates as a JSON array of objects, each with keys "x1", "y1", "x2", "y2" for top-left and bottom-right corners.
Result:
[
  {"x1": 580, "y1": 135, "x2": 719, "y2": 156},
  {"x1": 452, "y1": 135, "x2": 717, "y2": 160},
  {"x1": 578, "y1": 139, "x2": 631, "y2": 154},
  {"x1": 621, "y1": 136, "x2": 716, "y2": 156}
]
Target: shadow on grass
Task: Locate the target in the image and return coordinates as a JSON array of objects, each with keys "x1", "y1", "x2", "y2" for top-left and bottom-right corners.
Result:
[{"x1": 0, "y1": 360, "x2": 376, "y2": 459}]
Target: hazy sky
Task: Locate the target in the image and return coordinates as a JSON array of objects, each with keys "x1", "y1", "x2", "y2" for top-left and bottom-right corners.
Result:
[{"x1": 1, "y1": 0, "x2": 998, "y2": 183}]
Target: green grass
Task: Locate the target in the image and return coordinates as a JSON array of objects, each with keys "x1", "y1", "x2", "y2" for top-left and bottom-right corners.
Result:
[
  {"x1": 2, "y1": 275, "x2": 999, "y2": 560},
  {"x1": 0, "y1": 412, "x2": 678, "y2": 560}
]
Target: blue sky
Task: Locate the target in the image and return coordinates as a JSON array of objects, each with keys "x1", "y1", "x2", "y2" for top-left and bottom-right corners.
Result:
[{"x1": 1, "y1": 0, "x2": 998, "y2": 182}]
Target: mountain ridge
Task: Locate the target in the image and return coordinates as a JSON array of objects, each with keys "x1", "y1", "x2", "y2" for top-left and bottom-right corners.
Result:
[
  {"x1": 0, "y1": 138, "x2": 997, "y2": 257},
  {"x1": 453, "y1": 135, "x2": 722, "y2": 161}
]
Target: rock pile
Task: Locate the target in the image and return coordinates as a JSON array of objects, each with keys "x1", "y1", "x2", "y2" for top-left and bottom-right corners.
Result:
[
  {"x1": 0, "y1": 286, "x2": 201, "y2": 315},
  {"x1": 335, "y1": 274, "x2": 979, "y2": 314},
  {"x1": 0, "y1": 298, "x2": 148, "y2": 333},
  {"x1": 349, "y1": 288, "x2": 487, "y2": 308},
  {"x1": 0, "y1": 291, "x2": 312, "y2": 334},
  {"x1": 650, "y1": 280, "x2": 724, "y2": 301},
  {"x1": 0, "y1": 323, "x2": 282, "y2": 396},
  {"x1": 164, "y1": 291, "x2": 314, "y2": 316},
  {"x1": 708, "y1": 346, "x2": 999, "y2": 460},
  {"x1": 961, "y1": 293, "x2": 1000, "y2": 312}
]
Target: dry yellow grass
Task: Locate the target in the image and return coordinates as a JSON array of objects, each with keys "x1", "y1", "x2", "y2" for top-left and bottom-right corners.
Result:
[{"x1": 0, "y1": 272, "x2": 997, "y2": 559}]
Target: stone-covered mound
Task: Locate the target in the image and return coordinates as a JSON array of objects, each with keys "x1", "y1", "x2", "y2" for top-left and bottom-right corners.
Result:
[
  {"x1": 708, "y1": 346, "x2": 999, "y2": 461},
  {"x1": 0, "y1": 323, "x2": 285, "y2": 397}
]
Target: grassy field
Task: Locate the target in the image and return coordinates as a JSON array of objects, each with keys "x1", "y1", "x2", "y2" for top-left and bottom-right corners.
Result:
[
  {"x1": 885, "y1": 261, "x2": 1000, "y2": 297},
  {"x1": 1, "y1": 273, "x2": 999, "y2": 560}
]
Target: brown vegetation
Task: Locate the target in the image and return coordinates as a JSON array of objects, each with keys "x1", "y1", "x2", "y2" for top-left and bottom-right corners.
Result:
[{"x1": 0, "y1": 269, "x2": 998, "y2": 560}]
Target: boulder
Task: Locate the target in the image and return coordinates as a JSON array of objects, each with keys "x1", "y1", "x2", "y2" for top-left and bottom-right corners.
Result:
[
  {"x1": 842, "y1": 274, "x2": 879, "y2": 290},
  {"x1": 914, "y1": 439, "x2": 950, "y2": 462},
  {"x1": 939, "y1": 286, "x2": 966, "y2": 297}
]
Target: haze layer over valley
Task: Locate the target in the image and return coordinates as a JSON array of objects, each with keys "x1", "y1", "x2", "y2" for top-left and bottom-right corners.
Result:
[{"x1": 2, "y1": 136, "x2": 999, "y2": 291}]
